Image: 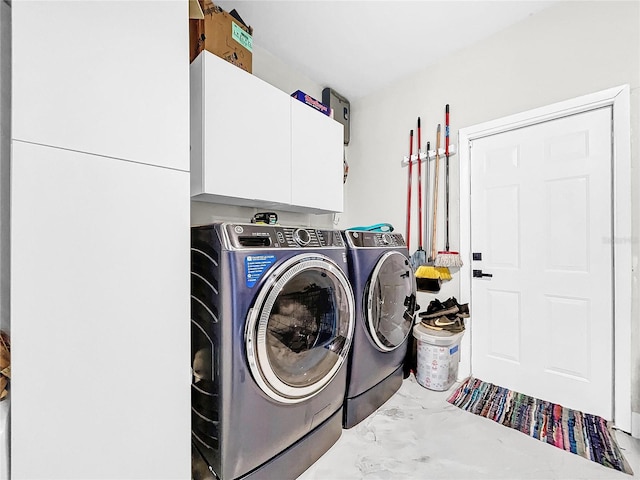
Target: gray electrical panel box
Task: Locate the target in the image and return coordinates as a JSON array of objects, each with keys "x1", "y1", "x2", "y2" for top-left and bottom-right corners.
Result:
[{"x1": 322, "y1": 88, "x2": 350, "y2": 145}]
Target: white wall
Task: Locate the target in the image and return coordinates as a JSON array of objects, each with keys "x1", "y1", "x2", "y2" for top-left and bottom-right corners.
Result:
[
  {"x1": 190, "y1": 44, "x2": 343, "y2": 229},
  {"x1": 343, "y1": 1, "x2": 640, "y2": 414}
]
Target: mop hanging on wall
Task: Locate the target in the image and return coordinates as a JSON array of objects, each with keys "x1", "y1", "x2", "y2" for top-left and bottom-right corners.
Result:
[
  {"x1": 435, "y1": 104, "x2": 463, "y2": 268},
  {"x1": 429, "y1": 124, "x2": 451, "y2": 281}
]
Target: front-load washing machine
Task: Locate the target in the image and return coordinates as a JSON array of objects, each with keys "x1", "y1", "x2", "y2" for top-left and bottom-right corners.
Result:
[
  {"x1": 342, "y1": 229, "x2": 417, "y2": 429},
  {"x1": 191, "y1": 223, "x2": 355, "y2": 479}
]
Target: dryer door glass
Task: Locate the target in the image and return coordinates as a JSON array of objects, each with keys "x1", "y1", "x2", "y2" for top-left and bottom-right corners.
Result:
[
  {"x1": 366, "y1": 251, "x2": 417, "y2": 352},
  {"x1": 246, "y1": 254, "x2": 355, "y2": 404}
]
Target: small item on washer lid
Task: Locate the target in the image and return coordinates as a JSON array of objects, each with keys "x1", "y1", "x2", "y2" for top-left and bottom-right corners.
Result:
[
  {"x1": 347, "y1": 223, "x2": 394, "y2": 232},
  {"x1": 251, "y1": 212, "x2": 278, "y2": 225}
]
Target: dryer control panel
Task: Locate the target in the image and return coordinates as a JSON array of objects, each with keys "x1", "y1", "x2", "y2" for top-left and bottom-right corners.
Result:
[
  {"x1": 345, "y1": 230, "x2": 406, "y2": 248},
  {"x1": 224, "y1": 223, "x2": 345, "y2": 249}
]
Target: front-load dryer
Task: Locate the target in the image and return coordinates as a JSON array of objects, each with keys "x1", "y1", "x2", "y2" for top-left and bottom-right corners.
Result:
[
  {"x1": 191, "y1": 223, "x2": 355, "y2": 479},
  {"x1": 342, "y1": 229, "x2": 417, "y2": 429}
]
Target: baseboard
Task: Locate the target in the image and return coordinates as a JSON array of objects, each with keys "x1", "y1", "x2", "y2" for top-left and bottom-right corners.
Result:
[{"x1": 632, "y1": 411, "x2": 640, "y2": 439}]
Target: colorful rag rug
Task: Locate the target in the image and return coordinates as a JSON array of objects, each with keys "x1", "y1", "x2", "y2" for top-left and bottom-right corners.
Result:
[{"x1": 447, "y1": 377, "x2": 633, "y2": 475}]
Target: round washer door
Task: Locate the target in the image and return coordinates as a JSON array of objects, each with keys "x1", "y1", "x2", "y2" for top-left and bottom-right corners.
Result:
[
  {"x1": 245, "y1": 253, "x2": 355, "y2": 404},
  {"x1": 366, "y1": 251, "x2": 417, "y2": 351}
]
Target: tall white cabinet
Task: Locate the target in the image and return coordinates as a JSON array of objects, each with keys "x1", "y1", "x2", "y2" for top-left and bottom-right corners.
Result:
[{"x1": 11, "y1": 1, "x2": 190, "y2": 479}]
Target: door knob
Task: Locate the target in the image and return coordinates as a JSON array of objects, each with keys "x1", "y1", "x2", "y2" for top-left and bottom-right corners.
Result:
[{"x1": 473, "y1": 269, "x2": 493, "y2": 278}]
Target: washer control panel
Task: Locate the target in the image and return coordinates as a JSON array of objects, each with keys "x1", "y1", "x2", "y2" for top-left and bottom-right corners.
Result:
[
  {"x1": 224, "y1": 223, "x2": 345, "y2": 249},
  {"x1": 345, "y1": 230, "x2": 406, "y2": 248}
]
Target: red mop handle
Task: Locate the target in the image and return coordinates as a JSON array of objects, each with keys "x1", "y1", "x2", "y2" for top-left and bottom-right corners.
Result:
[
  {"x1": 445, "y1": 104, "x2": 450, "y2": 156},
  {"x1": 417, "y1": 118, "x2": 422, "y2": 248},
  {"x1": 406, "y1": 129, "x2": 413, "y2": 250}
]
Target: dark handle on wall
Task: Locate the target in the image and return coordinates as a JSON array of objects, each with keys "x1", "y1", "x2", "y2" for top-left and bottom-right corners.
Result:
[{"x1": 473, "y1": 269, "x2": 493, "y2": 278}]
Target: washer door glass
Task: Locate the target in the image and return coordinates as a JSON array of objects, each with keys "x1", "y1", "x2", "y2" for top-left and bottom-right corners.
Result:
[
  {"x1": 246, "y1": 254, "x2": 355, "y2": 404},
  {"x1": 367, "y1": 251, "x2": 417, "y2": 351}
]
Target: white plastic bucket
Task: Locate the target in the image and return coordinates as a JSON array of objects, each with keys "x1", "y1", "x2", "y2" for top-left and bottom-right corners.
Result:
[{"x1": 413, "y1": 323, "x2": 464, "y2": 391}]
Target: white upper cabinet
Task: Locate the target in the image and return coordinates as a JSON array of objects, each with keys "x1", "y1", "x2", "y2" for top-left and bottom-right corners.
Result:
[
  {"x1": 12, "y1": 0, "x2": 189, "y2": 171},
  {"x1": 190, "y1": 51, "x2": 344, "y2": 213},
  {"x1": 190, "y1": 50, "x2": 291, "y2": 206},
  {"x1": 291, "y1": 98, "x2": 344, "y2": 213}
]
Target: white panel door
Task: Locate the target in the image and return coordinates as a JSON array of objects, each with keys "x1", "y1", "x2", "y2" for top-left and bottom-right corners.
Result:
[
  {"x1": 290, "y1": 99, "x2": 344, "y2": 213},
  {"x1": 470, "y1": 107, "x2": 613, "y2": 419},
  {"x1": 11, "y1": 142, "x2": 190, "y2": 479},
  {"x1": 12, "y1": 0, "x2": 189, "y2": 171},
  {"x1": 194, "y1": 51, "x2": 291, "y2": 205}
]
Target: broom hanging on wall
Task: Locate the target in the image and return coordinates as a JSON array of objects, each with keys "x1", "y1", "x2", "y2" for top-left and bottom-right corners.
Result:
[
  {"x1": 405, "y1": 129, "x2": 414, "y2": 253},
  {"x1": 410, "y1": 117, "x2": 428, "y2": 269},
  {"x1": 435, "y1": 104, "x2": 463, "y2": 268},
  {"x1": 414, "y1": 138, "x2": 442, "y2": 292},
  {"x1": 415, "y1": 125, "x2": 446, "y2": 291}
]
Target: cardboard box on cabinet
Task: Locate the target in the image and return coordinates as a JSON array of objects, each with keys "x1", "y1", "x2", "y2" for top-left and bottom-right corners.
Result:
[{"x1": 189, "y1": 0, "x2": 253, "y2": 73}]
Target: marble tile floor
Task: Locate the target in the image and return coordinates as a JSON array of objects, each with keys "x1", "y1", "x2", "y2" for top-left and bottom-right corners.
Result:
[{"x1": 298, "y1": 375, "x2": 640, "y2": 480}]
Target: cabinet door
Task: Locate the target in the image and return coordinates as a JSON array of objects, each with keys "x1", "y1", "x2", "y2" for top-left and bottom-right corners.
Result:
[
  {"x1": 12, "y1": 0, "x2": 189, "y2": 171},
  {"x1": 10, "y1": 142, "x2": 190, "y2": 480},
  {"x1": 291, "y1": 99, "x2": 344, "y2": 212},
  {"x1": 191, "y1": 52, "x2": 291, "y2": 205}
]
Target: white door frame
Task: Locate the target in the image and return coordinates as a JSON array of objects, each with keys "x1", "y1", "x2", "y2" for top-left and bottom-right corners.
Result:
[{"x1": 458, "y1": 85, "x2": 632, "y2": 433}]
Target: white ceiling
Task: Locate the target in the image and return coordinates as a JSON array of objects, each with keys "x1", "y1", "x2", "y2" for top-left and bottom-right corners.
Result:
[{"x1": 215, "y1": 0, "x2": 559, "y2": 101}]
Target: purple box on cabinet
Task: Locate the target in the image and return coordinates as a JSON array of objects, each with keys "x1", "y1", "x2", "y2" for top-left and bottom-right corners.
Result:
[{"x1": 291, "y1": 90, "x2": 331, "y2": 116}]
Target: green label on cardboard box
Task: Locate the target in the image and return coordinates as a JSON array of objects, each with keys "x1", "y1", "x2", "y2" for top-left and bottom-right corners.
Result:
[{"x1": 232, "y1": 22, "x2": 253, "y2": 53}]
